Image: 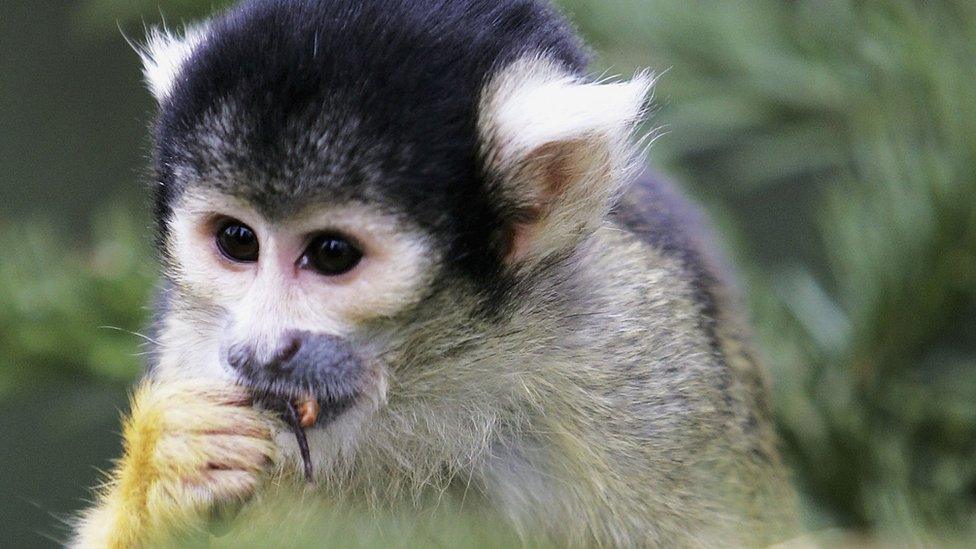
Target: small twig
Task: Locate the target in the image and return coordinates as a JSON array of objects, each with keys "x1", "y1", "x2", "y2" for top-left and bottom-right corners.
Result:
[{"x1": 283, "y1": 400, "x2": 314, "y2": 484}]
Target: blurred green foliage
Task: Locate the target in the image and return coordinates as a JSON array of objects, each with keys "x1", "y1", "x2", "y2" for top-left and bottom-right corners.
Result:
[
  {"x1": 0, "y1": 209, "x2": 153, "y2": 395},
  {"x1": 4, "y1": 0, "x2": 976, "y2": 544},
  {"x1": 72, "y1": 0, "x2": 234, "y2": 35}
]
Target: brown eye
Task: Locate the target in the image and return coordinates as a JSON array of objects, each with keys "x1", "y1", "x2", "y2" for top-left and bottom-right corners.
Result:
[
  {"x1": 302, "y1": 233, "x2": 362, "y2": 276},
  {"x1": 216, "y1": 220, "x2": 259, "y2": 262}
]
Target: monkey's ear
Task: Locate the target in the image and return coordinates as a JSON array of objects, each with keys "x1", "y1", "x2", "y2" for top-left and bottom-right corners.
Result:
[
  {"x1": 479, "y1": 58, "x2": 653, "y2": 265},
  {"x1": 138, "y1": 23, "x2": 211, "y2": 103}
]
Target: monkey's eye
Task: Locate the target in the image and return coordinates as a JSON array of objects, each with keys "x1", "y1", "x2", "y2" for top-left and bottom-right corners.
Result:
[
  {"x1": 301, "y1": 233, "x2": 362, "y2": 276},
  {"x1": 216, "y1": 220, "x2": 259, "y2": 262}
]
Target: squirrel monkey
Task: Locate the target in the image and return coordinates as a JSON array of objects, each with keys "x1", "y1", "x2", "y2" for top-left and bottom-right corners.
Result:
[{"x1": 72, "y1": 0, "x2": 798, "y2": 546}]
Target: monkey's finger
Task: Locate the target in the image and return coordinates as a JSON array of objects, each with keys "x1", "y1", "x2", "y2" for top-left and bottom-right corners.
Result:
[
  {"x1": 154, "y1": 433, "x2": 276, "y2": 476},
  {"x1": 187, "y1": 470, "x2": 262, "y2": 504},
  {"x1": 146, "y1": 469, "x2": 260, "y2": 514},
  {"x1": 200, "y1": 434, "x2": 277, "y2": 472},
  {"x1": 162, "y1": 404, "x2": 273, "y2": 438}
]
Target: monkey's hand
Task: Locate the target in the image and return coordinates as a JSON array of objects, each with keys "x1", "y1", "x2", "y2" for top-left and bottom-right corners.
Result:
[{"x1": 70, "y1": 378, "x2": 277, "y2": 549}]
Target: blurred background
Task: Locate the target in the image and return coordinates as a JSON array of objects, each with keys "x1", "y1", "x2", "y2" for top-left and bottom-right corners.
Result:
[{"x1": 2, "y1": 0, "x2": 975, "y2": 546}]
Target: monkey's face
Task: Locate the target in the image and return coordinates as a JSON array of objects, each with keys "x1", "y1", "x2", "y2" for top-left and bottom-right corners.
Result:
[
  {"x1": 146, "y1": 1, "x2": 650, "y2": 449},
  {"x1": 163, "y1": 188, "x2": 441, "y2": 419}
]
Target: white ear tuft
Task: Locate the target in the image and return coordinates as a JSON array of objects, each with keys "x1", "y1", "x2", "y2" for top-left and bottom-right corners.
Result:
[
  {"x1": 486, "y1": 64, "x2": 653, "y2": 165},
  {"x1": 479, "y1": 57, "x2": 654, "y2": 264},
  {"x1": 139, "y1": 23, "x2": 211, "y2": 102}
]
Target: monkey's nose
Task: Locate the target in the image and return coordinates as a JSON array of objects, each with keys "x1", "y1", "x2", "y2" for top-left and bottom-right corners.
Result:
[{"x1": 224, "y1": 335, "x2": 302, "y2": 375}]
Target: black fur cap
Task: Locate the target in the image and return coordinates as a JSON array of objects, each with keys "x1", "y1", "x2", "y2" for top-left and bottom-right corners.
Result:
[{"x1": 152, "y1": 0, "x2": 589, "y2": 281}]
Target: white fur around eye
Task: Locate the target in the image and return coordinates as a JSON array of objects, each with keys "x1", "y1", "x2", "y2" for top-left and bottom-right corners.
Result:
[{"x1": 166, "y1": 191, "x2": 438, "y2": 338}]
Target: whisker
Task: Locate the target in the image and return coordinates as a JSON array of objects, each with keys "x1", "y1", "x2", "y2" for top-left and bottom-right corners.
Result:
[{"x1": 97, "y1": 326, "x2": 162, "y2": 346}]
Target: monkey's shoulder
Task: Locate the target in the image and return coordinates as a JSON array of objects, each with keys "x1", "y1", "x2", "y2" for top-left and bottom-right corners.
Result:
[
  {"x1": 607, "y1": 172, "x2": 789, "y2": 479},
  {"x1": 606, "y1": 171, "x2": 770, "y2": 409},
  {"x1": 609, "y1": 171, "x2": 733, "y2": 313}
]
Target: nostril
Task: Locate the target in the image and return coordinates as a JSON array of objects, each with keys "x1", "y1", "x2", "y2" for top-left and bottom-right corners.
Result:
[
  {"x1": 280, "y1": 336, "x2": 302, "y2": 362},
  {"x1": 268, "y1": 336, "x2": 302, "y2": 371},
  {"x1": 225, "y1": 343, "x2": 254, "y2": 373}
]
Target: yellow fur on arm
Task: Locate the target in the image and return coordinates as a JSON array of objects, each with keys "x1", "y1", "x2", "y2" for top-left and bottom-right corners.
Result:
[{"x1": 70, "y1": 379, "x2": 277, "y2": 548}]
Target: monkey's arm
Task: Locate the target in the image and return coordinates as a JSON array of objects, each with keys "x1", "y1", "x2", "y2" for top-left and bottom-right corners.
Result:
[{"x1": 70, "y1": 378, "x2": 277, "y2": 548}]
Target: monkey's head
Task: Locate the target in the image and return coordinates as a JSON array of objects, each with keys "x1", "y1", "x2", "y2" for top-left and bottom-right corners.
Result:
[{"x1": 147, "y1": 0, "x2": 650, "y2": 466}]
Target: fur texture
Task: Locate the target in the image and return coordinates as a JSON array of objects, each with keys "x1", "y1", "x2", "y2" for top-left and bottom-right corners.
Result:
[
  {"x1": 70, "y1": 379, "x2": 276, "y2": 548},
  {"x1": 73, "y1": 1, "x2": 799, "y2": 546},
  {"x1": 138, "y1": 23, "x2": 211, "y2": 102}
]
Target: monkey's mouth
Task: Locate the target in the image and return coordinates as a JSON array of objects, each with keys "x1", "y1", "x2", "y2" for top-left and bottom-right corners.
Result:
[
  {"x1": 250, "y1": 389, "x2": 358, "y2": 483},
  {"x1": 229, "y1": 342, "x2": 365, "y2": 433},
  {"x1": 252, "y1": 389, "x2": 358, "y2": 428},
  {"x1": 238, "y1": 364, "x2": 363, "y2": 481},
  {"x1": 222, "y1": 332, "x2": 369, "y2": 481}
]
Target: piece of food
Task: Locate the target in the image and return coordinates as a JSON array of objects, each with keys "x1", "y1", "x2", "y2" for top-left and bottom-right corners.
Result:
[{"x1": 297, "y1": 397, "x2": 320, "y2": 428}]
